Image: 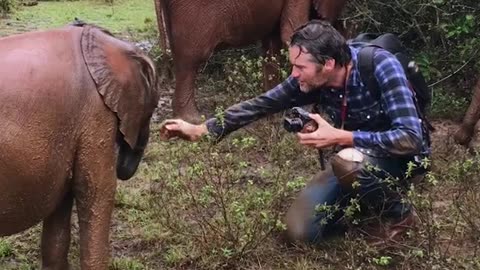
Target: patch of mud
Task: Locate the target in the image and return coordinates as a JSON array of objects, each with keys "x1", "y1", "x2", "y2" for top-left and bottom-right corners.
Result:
[{"x1": 152, "y1": 84, "x2": 174, "y2": 123}]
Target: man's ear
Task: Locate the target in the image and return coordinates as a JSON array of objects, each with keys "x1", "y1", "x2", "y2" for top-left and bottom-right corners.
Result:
[{"x1": 324, "y1": 59, "x2": 336, "y2": 72}]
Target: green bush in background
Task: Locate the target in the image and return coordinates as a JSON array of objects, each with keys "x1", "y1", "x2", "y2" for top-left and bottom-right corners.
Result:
[
  {"x1": 344, "y1": 0, "x2": 479, "y2": 118},
  {"x1": 0, "y1": 0, "x2": 17, "y2": 15}
]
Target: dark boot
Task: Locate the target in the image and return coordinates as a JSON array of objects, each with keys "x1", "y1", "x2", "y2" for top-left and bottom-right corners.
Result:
[{"x1": 360, "y1": 210, "x2": 417, "y2": 246}]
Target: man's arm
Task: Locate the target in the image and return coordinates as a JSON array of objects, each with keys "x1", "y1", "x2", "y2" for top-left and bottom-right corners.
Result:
[
  {"x1": 159, "y1": 76, "x2": 320, "y2": 142},
  {"x1": 352, "y1": 50, "x2": 423, "y2": 156},
  {"x1": 206, "y1": 76, "x2": 321, "y2": 140}
]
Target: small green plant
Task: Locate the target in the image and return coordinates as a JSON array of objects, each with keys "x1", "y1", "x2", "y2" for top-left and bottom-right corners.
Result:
[
  {"x1": 372, "y1": 256, "x2": 392, "y2": 266},
  {"x1": 110, "y1": 257, "x2": 145, "y2": 270},
  {"x1": 443, "y1": 14, "x2": 475, "y2": 38},
  {"x1": 163, "y1": 245, "x2": 188, "y2": 266},
  {"x1": 0, "y1": 240, "x2": 13, "y2": 258}
]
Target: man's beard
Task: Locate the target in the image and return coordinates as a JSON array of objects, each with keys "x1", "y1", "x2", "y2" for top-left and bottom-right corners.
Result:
[
  {"x1": 299, "y1": 80, "x2": 323, "y2": 92},
  {"x1": 299, "y1": 84, "x2": 311, "y2": 92}
]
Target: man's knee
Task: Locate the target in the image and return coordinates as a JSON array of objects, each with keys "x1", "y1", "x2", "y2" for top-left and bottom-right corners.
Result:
[
  {"x1": 284, "y1": 193, "x2": 312, "y2": 243},
  {"x1": 330, "y1": 148, "x2": 365, "y2": 189},
  {"x1": 283, "y1": 168, "x2": 337, "y2": 243}
]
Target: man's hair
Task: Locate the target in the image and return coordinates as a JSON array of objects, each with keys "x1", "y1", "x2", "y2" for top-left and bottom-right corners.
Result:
[{"x1": 290, "y1": 20, "x2": 351, "y2": 67}]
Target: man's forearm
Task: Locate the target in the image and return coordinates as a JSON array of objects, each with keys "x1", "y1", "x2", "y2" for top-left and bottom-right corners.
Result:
[
  {"x1": 336, "y1": 129, "x2": 354, "y2": 146},
  {"x1": 204, "y1": 77, "x2": 311, "y2": 140}
]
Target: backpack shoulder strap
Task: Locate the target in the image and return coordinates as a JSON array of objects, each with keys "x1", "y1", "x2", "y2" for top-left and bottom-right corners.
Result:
[
  {"x1": 357, "y1": 45, "x2": 436, "y2": 137},
  {"x1": 357, "y1": 45, "x2": 380, "y2": 98}
]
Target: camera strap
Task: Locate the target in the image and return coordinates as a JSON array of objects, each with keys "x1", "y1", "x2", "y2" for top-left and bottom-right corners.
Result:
[
  {"x1": 319, "y1": 65, "x2": 351, "y2": 171},
  {"x1": 340, "y1": 65, "x2": 350, "y2": 130},
  {"x1": 340, "y1": 91, "x2": 348, "y2": 130}
]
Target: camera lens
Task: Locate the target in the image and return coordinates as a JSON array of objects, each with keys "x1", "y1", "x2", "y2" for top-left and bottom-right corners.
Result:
[{"x1": 284, "y1": 118, "x2": 304, "y2": 133}]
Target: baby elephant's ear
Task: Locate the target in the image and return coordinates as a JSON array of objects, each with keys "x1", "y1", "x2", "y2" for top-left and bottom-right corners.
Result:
[{"x1": 81, "y1": 25, "x2": 159, "y2": 149}]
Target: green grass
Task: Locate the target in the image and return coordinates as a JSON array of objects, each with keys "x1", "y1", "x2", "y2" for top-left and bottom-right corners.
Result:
[
  {"x1": 110, "y1": 257, "x2": 146, "y2": 270},
  {"x1": 0, "y1": 0, "x2": 155, "y2": 36}
]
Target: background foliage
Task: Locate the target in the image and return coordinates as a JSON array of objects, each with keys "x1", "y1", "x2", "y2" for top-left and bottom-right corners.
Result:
[{"x1": 344, "y1": 0, "x2": 479, "y2": 119}]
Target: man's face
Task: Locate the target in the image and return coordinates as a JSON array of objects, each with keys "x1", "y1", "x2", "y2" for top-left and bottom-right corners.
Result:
[{"x1": 288, "y1": 45, "x2": 329, "y2": 93}]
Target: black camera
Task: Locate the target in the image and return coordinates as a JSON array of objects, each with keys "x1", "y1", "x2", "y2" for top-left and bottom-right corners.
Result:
[{"x1": 283, "y1": 107, "x2": 314, "y2": 133}]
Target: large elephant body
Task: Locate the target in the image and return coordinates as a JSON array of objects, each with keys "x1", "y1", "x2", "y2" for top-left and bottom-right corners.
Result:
[
  {"x1": 0, "y1": 24, "x2": 159, "y2": 269},
  {"x1": 155, "y1": 0, "x2": 347, "y2": 122}
]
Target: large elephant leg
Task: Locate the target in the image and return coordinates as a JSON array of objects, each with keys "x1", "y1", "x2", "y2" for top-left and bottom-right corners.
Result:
[
  {"x1": 172, "y1": 46, "x2": 213, "y2": 124},
  {"x1": 261, "y1": 34, "x2": 283, "y2": 91},
  {"x1": 73, "y1": 127, "x2": 116, "y2": 269},
  {"x1": 468, "y1": 119, "x2": 480, "y2": 152},
  {"x1": 311, "y1": 0, "x2": 349, "y2": 37},
  {"x1": 455, "y1": 78, "x2": 480, "y2": 146},
  {"x1": 41, "y1": 193, "x2": 74, "y2": 270},
  {"x1": 172, "y1": 62, "x2": 202, "y2": 123},
  {"x1": 280, "y1": 0, "x2": 310, "y2": 44}
]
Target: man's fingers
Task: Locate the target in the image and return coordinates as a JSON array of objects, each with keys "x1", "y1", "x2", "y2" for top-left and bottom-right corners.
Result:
[
  {"x1": 308, "y1": 113, "x2": 328, "y2": 125},
  {"x1": 159, "y1": 120, "x2": 184, "y2": 141},
  {"x1": 165, "y1": 123, "x2": 181, "y2": 131},
  {"x1": 301, "y1": 121, "x2": 318, "y2": 133},
  {"x1": 299, "y1": 140, "x2": 321, "y2": 148},
  {"x1": 160, "y1": 119, "x2": 181, "y2": 128},
  {"x1": 297, "y1": 132, "x2": 317, "y2": 141},
  {"x1": 299, "y1": 139, "x2": 330, "y2": 148}
]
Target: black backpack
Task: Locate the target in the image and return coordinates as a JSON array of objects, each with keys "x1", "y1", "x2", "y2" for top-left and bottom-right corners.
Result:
[{"x1": 349, "y1": 33, "x2": 434, "y2": 132}]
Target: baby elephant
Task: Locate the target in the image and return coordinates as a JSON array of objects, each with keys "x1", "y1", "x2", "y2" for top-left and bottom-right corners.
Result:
[
  {"x1": 454, "y1": 78, "x2": 480, "y2": 150},
  {"x1": 0, "y1": 24, "x2": 159, "y2": 269}
]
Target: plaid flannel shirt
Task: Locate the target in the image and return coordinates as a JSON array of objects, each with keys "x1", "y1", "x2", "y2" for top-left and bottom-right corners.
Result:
[{"x1": 205, "y1": 44, "x2": 430, "y2": 158}]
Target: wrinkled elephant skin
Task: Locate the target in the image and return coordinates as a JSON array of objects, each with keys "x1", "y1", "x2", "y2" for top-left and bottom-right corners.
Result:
[
  {"x1": 155, "y1": 0, "x2": 347, "y2": 123},
  {"x1": 454, "y1": 78, "x2": 480, "y2": 150},
  {"x1": 0, "y1": 25, "x2": 159, "y2": 269}
]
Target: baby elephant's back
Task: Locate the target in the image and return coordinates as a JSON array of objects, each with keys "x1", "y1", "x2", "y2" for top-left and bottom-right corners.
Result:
[{"x1": 0, "y1": 27, "x2": 92, "y2": 236}]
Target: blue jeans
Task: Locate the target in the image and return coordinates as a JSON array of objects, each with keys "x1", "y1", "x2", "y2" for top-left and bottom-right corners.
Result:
[{"x1": 285, "y1": 154, "x2": 425, "y2": 243}]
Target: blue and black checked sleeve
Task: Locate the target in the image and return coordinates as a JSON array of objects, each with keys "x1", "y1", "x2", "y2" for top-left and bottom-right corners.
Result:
[{"x1": 205, "y1": 76, "x2": 319, "y2": 140}]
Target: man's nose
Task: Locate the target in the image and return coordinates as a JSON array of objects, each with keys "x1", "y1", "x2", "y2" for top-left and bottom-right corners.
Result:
[{"x1": 291, "y1": 69, "x2": 300, "y2": 78}]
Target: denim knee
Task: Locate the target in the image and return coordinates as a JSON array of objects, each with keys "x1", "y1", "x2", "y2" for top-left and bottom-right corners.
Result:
[{"x1": 285, "y1": 170, "x2": 343, "y2": 243}]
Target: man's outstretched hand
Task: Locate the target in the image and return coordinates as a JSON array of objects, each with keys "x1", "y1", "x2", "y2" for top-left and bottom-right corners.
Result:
[{"x1": 159, "y1": 119, "x2": 208, "y2": 142}]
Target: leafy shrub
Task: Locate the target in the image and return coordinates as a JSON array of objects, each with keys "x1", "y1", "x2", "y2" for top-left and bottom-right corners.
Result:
[{"x1": 0, "y1": 0, "x2": 16, "y2": 15}]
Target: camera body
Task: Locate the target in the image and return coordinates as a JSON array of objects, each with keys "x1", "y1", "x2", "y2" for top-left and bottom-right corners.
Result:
[{"x1": 283, "y1": 107, "x2": 313, "y2": 133}]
